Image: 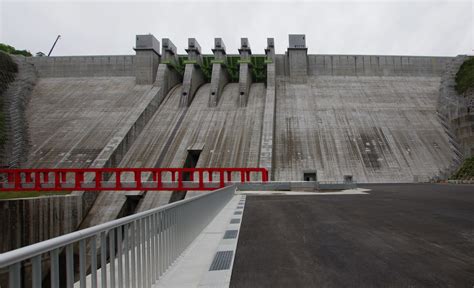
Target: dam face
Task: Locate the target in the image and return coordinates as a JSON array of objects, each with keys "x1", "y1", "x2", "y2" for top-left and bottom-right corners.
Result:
[{"x1": 23, "y1": 35, "x2": 456, "y2": 184}]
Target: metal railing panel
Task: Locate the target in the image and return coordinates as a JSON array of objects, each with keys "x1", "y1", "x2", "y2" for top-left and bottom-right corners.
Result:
[
  {"x1": 0, "y1": 167, "x2": 267, "y2": 192},
  {"x1": 0, "y1": 185, "x2": 235, "y2": 287}
]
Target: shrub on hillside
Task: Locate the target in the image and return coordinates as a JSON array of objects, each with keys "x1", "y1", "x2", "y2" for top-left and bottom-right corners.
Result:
[
  {"x1": 455, "y1": 57, "x2": 474, "y2": 95},
  {"x1": 0, "y1": 43, "x2": 32, "y2": 57},
  {"x1": 450, "y1": 156, "x2": 474, "y2": 180}
]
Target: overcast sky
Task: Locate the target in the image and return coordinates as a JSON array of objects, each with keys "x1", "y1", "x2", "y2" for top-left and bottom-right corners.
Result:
[{"x1": 0, "y1": 0, "x2": 472, "y2": 57}]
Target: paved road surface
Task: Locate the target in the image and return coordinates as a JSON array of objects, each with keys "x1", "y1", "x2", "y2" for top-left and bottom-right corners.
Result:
[{"x1": 231, "y1": 184, "x2": 474, "y2": 287}]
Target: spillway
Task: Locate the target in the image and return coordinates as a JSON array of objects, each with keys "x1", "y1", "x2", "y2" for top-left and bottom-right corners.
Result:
[{"x1": 81, "y1": 82, "x2": 266, "y2": 226}]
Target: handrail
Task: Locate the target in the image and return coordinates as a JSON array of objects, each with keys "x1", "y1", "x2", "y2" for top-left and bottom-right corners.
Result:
[
  {"x1": 0, "y1": 167, "x2": 268, "y2": 191},
  {"x1": 0, "y1": 185, "x2": 230, "y2": 267},
  {"x1": 0, "y1": 185, "x2": 237, "y2": 287}
]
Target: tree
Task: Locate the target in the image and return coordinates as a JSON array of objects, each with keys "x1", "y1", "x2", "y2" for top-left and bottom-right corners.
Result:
[{"x1": 0, "y1": 43, "x2": 32, "y2": 57}]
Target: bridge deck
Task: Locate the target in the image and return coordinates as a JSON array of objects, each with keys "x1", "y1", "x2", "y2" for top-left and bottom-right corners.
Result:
[{"x1": 231, "y1": 184, "x2": 474, "y2": 287}]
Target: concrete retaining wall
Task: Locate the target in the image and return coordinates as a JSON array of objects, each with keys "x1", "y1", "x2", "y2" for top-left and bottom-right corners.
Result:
[
  {"x1": 276, "y1": 54, "x2": 451, "y2": 77},
  {"x1": 27, "y1": 55, "x2": 135, "y2": 78},
  {"x1": 0, "y1": 195, "x2": 83, "y2": 252}
]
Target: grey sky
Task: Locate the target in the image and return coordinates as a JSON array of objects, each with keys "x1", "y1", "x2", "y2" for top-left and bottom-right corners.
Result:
[{"x1": 0, "y1": 0, "x2": 472, "y2": 56}]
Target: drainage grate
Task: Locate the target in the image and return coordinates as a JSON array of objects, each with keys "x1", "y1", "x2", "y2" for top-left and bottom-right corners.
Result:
[
  {"x1": 209, "y1": 250, "x2": 234, "y2": 271},
  {"x1": 234, "y1": 211, "x2": 242, "y2": 215},
  {"x1": 230, "y1": 218, "x2": 240, "y2": 224},
  {"x1": 223, "y1": 230, "x2": 238, "y2": 239}
]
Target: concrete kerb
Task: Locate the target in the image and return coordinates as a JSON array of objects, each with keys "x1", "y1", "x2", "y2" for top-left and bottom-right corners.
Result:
[{"x1": 236, "y1": 181, "x2": 357, "y2": 191}]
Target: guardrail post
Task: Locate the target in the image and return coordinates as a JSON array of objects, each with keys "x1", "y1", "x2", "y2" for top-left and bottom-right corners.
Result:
[
  {"x1": 198, "y1": 171, "x2": 204, "y2": 189},
  {"x1": 134, "y1": 171, "x2": 142, "y2": 190},
  {"x1": 219, "y1": 171, "x2": 224, "y2": 187},
  {"x1": 116, "y1": 171, "x2": 122, "y2": 190},
  {"x1": 157, "y1": 171, "x2": 162, "y2": 190}
]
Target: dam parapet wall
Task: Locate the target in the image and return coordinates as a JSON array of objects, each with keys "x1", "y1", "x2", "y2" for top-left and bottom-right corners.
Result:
[
  {"x1": 276, "y1": 54, "x2": 451, "y2": 77},
  {"x1": 26, "y1": 55, "x2": 136, "y2": 78}
]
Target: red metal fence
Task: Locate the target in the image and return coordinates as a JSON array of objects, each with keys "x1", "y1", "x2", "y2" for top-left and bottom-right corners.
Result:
[{"x1": 0, "y1": 167, "x2": 268, "y2": 192}]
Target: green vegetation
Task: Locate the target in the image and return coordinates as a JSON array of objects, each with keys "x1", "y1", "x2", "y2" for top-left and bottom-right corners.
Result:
[
  {"x1": 226, "y1": 56, "x2": 241, "y2": 82},
  {"x1": 0, "y1": 191, "x2": 71, "y2": 200},
  {"x1": 201, "y1": 56, "x2": 214, "y2": 82},
  {"x1": 0, "y1": 43, "x2": 32, "y2": 57},
  {"x1": 176, "y1": 55, "x2": 268, "y2": 83},
  {"x1": 450, "y1": 156, "x2": 474, "y2": 180},
  {"x1": 455, "y1": 57, "x2": 474, "y2": 95}
]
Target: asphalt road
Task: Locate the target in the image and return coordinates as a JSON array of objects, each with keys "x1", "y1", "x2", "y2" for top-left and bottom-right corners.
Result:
[{"x1": 230, "y1": 184, "x2": 474, "y2": 288}]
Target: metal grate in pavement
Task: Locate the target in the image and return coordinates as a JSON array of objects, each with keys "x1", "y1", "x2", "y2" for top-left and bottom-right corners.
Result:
[
  {"x1": 223, "y1": 230, "x2": 238, "y2": 239},
  {"x1": 230, "y1": 218, "x2": 240, "y2": 224},
  {"x1": 209, "y1": 250, "x2": 234, "y2": 271}
]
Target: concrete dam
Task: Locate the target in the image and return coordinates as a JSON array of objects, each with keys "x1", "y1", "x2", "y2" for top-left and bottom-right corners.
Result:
[
  {"x1": 2, "y1": 34, "x2": 473, "y2": 287},
  {"x1": 0, "y1": 34, "x2": 460, "y2": 241},
  {"x1": 23, "y1": 35, "x2": 456, "y2": 185}
]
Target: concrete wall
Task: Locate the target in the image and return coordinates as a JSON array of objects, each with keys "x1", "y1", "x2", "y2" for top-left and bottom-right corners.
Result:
[
  {"x1": 0, "y1": 195, "x2": 83, "y2": 252},
  {"x1": 276, "y1": 54, "x2": 452, "y2": 77},
  {"x1": 27, "y1": 55, "x2": 135, "y2": 78}
]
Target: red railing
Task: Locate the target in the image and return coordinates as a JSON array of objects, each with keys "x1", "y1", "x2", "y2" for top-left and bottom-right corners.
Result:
[{"x1": 0, "y1": 167, "x2": 268, "y2": 192}]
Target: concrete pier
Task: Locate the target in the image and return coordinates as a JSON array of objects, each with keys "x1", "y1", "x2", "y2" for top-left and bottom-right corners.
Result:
[
  {"x1": 180, "y1": 38, "x2": 206, "y2": 107},
  {"x1": 209, "y1": 38, "x2": 230, "y2": 107},
  {"x1": 134, "y1": 34, "x2": 161, "y2": 85},
  {"x1": 288, "y1": 34, "x2": 308, "y2": 82},
  {"x1": 238, "y1": 38, "x2": 252, "y2": 107},
  {"x1": 154, "y1": 38, "x2": 182, "y2": 101}
]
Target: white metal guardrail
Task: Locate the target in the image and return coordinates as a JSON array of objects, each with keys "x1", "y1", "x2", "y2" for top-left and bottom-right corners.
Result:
[{"x1": 0, "y1": 185, "x2": 236, "y2": 288}]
